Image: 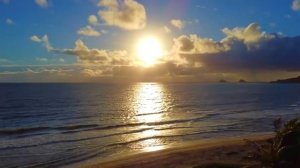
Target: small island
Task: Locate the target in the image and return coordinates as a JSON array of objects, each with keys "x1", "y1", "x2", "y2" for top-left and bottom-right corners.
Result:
[
  {"x1": 219, "y1": 79, "x2": 227, "y2": 83},
  {"x1": 238, "y1": 79, "x2": 247, "y2": 83}
]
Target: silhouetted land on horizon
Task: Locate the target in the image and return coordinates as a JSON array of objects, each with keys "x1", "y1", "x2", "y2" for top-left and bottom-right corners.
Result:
[{"x1": 271, "y1": 76, "x2": 300, "y2": 83}]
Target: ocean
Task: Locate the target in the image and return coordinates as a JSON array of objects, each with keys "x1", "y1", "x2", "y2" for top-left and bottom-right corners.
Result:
[{"x1": 1, "y1": 83, "x2": 300, "y2": 167}]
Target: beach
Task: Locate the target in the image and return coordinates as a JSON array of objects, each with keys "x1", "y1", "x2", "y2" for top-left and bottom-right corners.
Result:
[{"x1": 80, "y1": 133, "x2": 273, "y2": 168}]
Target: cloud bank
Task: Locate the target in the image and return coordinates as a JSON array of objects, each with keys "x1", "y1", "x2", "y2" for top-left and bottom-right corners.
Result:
[{"x1": 174, "y1": 23, "x2": 300, "y2": 72}]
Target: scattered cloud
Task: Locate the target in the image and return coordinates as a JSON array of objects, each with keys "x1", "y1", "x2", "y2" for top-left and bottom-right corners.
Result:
[
  {"x1": 34, "y1": 35, "x2": 132, "y2": 66},
  {"x1": 6, "y1": 18, "x2": 14, "y2": 25},
  {"x1": 292, "y1": 0, "x2": 300, "y2": 11},
  {"x1": 88, "y1": 15, "x2": 98, "y2": 25},
  {"x1": 31, "y1": 35, "x2": 53, "y2": 52},
  {"x1": 98, "y1": 0, "x2": 146, "y2": 30},
  {"x1": 222, "y1": 23, "x2": 274, "y2": 44},
  {"x1": 27, "y1": 22, "x2": 300, "y2": 82},
  {"x1": 30, "y1": 35, "x2": 42, "y2": 42},
  {"x1": 77, "y1": 26, "x2": 101, "y2": 37},
  {"x1": 170, "y1": 19, "x2": 185, "y2": 30},
  {"x1": 35, "y1": 0, "x2": 48, "y2": 8},
  {"x1": 0, "y1": 68, "x2": 83, "y2": 83},
  {"x1": 163, "y1": 26, "x2": 171, "y2": 33}
]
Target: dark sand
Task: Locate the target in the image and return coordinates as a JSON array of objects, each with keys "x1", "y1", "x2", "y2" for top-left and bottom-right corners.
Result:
[{"x1": 76, "y1": 133, "x2": 273, "y2": 168}]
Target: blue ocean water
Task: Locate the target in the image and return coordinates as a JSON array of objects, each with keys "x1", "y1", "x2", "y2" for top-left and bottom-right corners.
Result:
[{"x1": 0, "y1": 83, "x2": 300, "y2": 167}]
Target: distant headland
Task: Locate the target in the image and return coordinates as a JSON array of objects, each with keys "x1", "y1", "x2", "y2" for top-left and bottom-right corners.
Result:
[{"x1": 271, "y1": 76, "x2": 300, "y2": 83}]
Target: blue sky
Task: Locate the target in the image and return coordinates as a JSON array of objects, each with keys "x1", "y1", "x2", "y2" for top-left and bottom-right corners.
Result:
[{"x1": 1, "y1": 0, "x2": 300, "y2": 82}]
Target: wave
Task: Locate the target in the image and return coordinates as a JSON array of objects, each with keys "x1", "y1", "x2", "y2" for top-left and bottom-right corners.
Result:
[
  {"x1": 0, "y1": 124, "x2": 99, "y2": 136},
  {"x1": 0, "y1": 127, "x2": 154, "y2": 151},
  {"x1": 0, "y1": 115, "x2": 210, "y2": 137}
]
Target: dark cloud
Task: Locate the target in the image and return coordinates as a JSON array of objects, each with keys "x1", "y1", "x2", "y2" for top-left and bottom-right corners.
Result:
[{"x1": 175, "y1": 23, "x2": 300, "y2": 72}]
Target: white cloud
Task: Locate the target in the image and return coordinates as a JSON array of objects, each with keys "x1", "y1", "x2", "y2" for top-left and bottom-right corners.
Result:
[
  {"x1": 30, "y1": 35, "x2": 42, "y2": 42},
  {"x1": 6, "y1": 18, "x2": 13, "y2": 25},
  {"x1": 170, "y1": 19, "x2": 184, "y2": 30},
  {"x1": 163, "y1": 26, "x2": 171, "y2": 33},
  {"x1": 222, "y1": 23, "x2": 274, "y2": 45},
  {"x1": 77, "y1": 26, "x2": 101, "y2": 37},
  {"x1": 292, "y1": 0, "x2": 300, "y2": 11},
  {"x1": 88, "y1": 15, "x2": 98, "y2": 25},
  {"x1": 35, "y1": 0, "x2": 48, "y2": 8},
  {"x1": 36, "y1": 35, "x2": 131, "y2": 66},
  {"x1": 98, "y1": 0, "x2": 146, "y2": 30},
  {"x1": 31, "y1": 35, "x2": 53, "y2": 51}
]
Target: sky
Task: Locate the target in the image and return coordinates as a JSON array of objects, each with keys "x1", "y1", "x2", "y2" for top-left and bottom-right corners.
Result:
[{"x1": 1, "y1": 0, "x2": 300, "y2": 82}]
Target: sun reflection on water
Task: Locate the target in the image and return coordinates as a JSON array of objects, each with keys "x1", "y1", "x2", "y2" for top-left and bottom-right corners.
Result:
[{"x1": 132, "y1": 83, "x2": 167, "y2": 152}]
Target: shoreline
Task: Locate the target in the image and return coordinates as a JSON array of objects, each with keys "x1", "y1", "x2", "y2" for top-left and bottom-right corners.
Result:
[{"x1": 70, "y1": 132, "x2": 274, "y2": 168}]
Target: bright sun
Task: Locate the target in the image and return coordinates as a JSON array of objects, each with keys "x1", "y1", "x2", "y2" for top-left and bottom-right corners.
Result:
[{"x1": 137, "y1": 36, "x2": 163, "y2": 66}]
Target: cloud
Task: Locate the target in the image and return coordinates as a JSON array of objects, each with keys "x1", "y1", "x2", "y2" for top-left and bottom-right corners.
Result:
[
  {"x1": 174, "y1": 23, "x2": 300, "y2": 72},
  {"x1": 35, "y1": 35, "x2": 132, "y2": 66},
  {"x1": 292, "y1": 0, "x2": 300, "y2": 11},
  {"x1": 98, "y1": 0, "x2": 146, "y2": 30},
  {"x1": 173, "y1": 34, "x2": 227, "y2": 54},
  {"x1": 163, "y1": 26, "x2": 171, "y2": 33},
  {"x1": 28, "y1": 23, "x2": 300, "y2": 82},
  {"x1": 6, "y1": 18, "x2": 14, "y2": 25},
  {"x1": 30, "y1": 35, "x2": 52, "y2": 52},
  {"x1": 88, "y1": 15, "x2": 98, "y2": 25},
  {"x1": 222, "y1": 23, "x2": 274, "y2": 44},
  {"x1": 35, "y1": 0, "x2": 48, "y2": 8},
  {"x1": 77, "y1": 26, "x2": 101, "y2": 37},
  {"x1": 0, "y1": 68, "x2": 83, "y2": 83},
  {"x1": 30, "y1": 35, "x2": 42, "y2": 42},
  {"x1": 170, "y1": 19, "x2": 184, "y2": 29}
]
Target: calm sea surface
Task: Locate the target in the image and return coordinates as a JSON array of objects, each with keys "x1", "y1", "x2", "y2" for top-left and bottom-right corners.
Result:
[{"x1": 1, "y1": 83, "x2": 300, "y2": 167}]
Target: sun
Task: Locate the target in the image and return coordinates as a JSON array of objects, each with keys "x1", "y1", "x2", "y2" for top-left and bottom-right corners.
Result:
[{"x1": 137, "y1": 36, "x2": 163, "y2": 66}]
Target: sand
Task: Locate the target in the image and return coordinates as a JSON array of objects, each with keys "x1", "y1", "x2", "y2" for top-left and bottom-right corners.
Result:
[{"x1": 77, "y1": 133, "x2": 274, "y2": 168}]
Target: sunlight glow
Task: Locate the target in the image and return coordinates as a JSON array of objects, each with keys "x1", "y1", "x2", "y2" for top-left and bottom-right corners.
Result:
[
  {"x1": 137, "y1": 36, "x2": 163, "y2": 66},
  {"x1": 135, "y1": 83, "x2": 164, "y2": 122},
  {"x1": 132, "y1": 83, "x2": 167, "y2": 152}
]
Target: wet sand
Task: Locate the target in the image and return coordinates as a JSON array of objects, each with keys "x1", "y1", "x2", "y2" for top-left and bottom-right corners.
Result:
[{"x1": 78, "y1": 133, "x2": 273, "y2": 168}]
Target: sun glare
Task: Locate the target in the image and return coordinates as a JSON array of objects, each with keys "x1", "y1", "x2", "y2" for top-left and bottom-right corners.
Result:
[{"x1": 137, "y1": 36, "x2": 163, "y2": 66}]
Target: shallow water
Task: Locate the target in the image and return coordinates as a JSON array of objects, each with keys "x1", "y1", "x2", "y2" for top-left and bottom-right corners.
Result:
[{"x1": 1, "y1": 83, "x2": 300, "y2": 167}]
